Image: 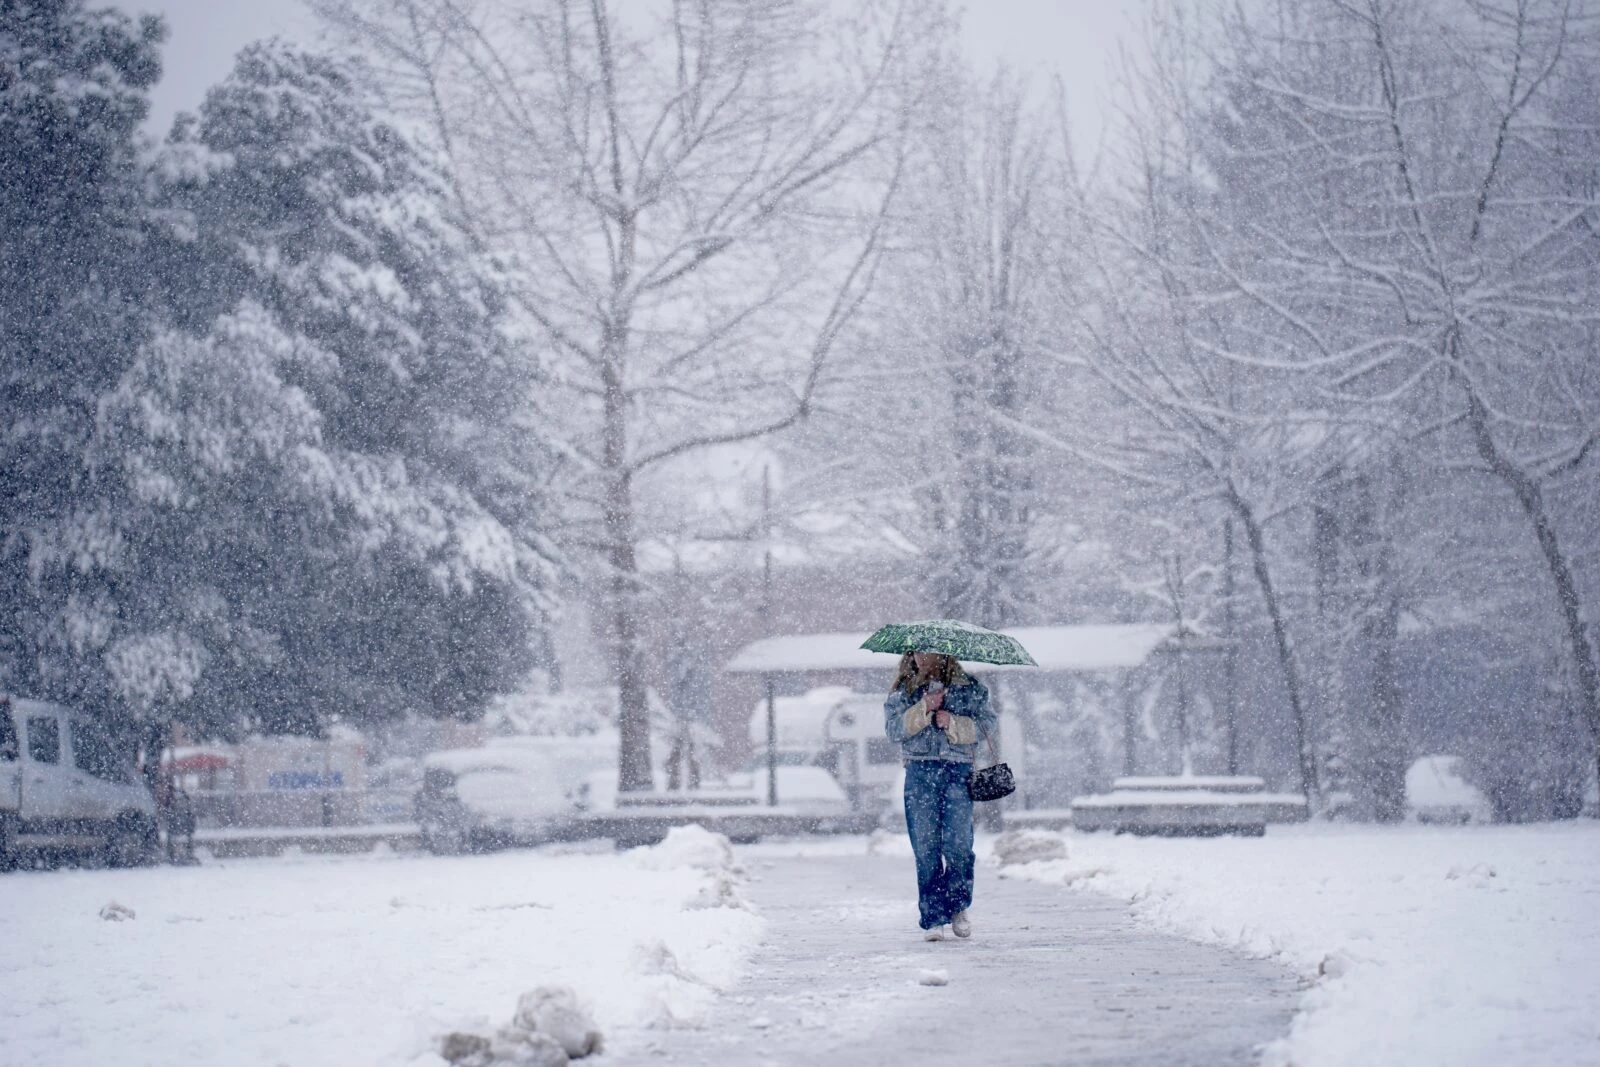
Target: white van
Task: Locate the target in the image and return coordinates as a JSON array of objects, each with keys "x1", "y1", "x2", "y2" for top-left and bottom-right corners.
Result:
[
  {"x1": 745, "y1": 688, "x2": 902, "y2": 813},
  {"x1": 415, "y1": 734, "x2": 618, "y2": 854},
  {"x1": 820, "y1": 692, "x2": 903, "y2": 812},
  {"x1": 0, "y1": 695, "x2": 159, "y2": 868}
]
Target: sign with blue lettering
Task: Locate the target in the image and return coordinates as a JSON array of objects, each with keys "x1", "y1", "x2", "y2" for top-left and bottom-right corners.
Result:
[{"x1": 267, "y1": 770, "x2": 345, "y2": 790}]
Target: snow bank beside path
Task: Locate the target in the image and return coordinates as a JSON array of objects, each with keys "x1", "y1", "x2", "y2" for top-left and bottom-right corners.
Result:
[
  {"x1": 0, "y1": 831, "x2": 761, "y2": 1067},
  {"x1": 1000, "y1": 822, "x2": 1600, "y2": 1067}
]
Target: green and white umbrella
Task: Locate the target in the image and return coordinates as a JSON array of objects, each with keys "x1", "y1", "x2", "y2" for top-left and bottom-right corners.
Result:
[{"x1": 860, "y1": 619, "x2": 1038, "y2": 667}]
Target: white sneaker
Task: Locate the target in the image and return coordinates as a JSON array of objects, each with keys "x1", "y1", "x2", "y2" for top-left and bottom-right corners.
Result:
[
  {"x1": 951, "y1": 911, "x2": 972, "y2": 938},
  {"x1": 923, "y1": 925, "x2": 947, "y2": 941}
]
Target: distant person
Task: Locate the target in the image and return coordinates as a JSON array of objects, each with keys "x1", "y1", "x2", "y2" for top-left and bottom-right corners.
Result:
[{"x1": 884, "y1": 651, "x2": 996, "y2": 940}]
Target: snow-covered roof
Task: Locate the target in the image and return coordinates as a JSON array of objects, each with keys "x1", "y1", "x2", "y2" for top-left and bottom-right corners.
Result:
[
  {"x1": 1071, "y1": 790, "x2": 1309, "y2": 809},
  {"x1": 725, "y1": 623, "x2": 1174, "y2": 674},
  {"x1": 165, "y1": 745, "x2": 234, "y2": 771},
  {"x1": 727, "y1": 634, "x2": 901, "y2": 674},
  {"x1": 1112, "y1": 775, "x2": 1266, "y2": 793},
  {"x1": 1003, "y1": 625, "x2": 1175, "y2": 671},
  {"x1": 167, "y1": 744, "x2": 234, "y2": 763}
]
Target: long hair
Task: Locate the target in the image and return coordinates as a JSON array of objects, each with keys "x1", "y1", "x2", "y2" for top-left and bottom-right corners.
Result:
[{"x1": 890, "y1": 652, "x2": 970, "y2": 695}]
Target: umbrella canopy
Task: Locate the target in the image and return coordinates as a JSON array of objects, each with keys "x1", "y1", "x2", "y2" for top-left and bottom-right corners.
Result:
[{"x1": 860, "y1": 619, "x2": 1038, "y2": 666}]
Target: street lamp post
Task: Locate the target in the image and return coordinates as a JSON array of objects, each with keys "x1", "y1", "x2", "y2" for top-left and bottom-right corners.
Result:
[{"x1": 762, "y1": 465, "x2": 778, "y2": 808}]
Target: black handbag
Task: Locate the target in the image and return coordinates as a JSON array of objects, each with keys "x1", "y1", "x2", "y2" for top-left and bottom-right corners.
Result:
[{"x1": 967, "y1": 735, "x2": 1016, "y2": 802}]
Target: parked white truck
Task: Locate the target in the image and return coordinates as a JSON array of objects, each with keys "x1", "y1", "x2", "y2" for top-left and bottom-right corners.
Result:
[{"x1": 0, "y1": 695, "x2": 159, "y2": 868}]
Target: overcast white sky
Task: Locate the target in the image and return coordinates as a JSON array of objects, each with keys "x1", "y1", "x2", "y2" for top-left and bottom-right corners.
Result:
[{"x1": 110, "y1": 0, "x2": 1144, "y2": 158}]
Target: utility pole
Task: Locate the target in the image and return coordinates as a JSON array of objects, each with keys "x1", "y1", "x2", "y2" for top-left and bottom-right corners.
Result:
[
  {"x1": 762, "y1": 465, "x2": 778, "y2": 807},
  {"x1": 1165, "y1": 551, "x2": 1192, "y2": 776},
  {"x1": 1221, "y1": 367, "x2": 1241, "y2": 778},
  {"x1": 1121, "y1": 674, "x2": 1138, "y2": 778},
  {"x1": 1222, "y1": 517, "x2": 1239, "y2": 776}
]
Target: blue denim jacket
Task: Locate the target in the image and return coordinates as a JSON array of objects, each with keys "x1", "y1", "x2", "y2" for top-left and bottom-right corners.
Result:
[{"x1": 884, "y1": 678, "x2": 995, "y2": 764}]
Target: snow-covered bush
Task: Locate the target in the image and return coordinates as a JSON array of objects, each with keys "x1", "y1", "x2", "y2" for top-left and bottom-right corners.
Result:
[
  {"x1": 1457, "y1": 669, "x2": 1591, "y2": 823},
  {"x1": 486, "y1": 688, "x2": 618, "y2": 738}
]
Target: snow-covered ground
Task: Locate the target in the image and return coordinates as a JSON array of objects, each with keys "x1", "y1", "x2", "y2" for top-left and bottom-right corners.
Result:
[
  {"x1": 1001, "y1": 821, "x2": 1600, "y2": 1067},
  {"x1": 7, "y1": 821, "x2": 1596, "y2": 1067},
  {"x1": 0, "y1": 829, "x2": 760, "y2": 1066}
]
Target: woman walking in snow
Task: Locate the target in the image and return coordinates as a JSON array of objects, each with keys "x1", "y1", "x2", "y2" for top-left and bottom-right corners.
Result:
[{"x1": 884, "y1": 651, "x2": 997, "y2": 941}]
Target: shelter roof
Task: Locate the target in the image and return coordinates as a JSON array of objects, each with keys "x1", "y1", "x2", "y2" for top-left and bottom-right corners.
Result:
[{"x1": 725, "y1": 623, "x2": 1174, "y2": 674}]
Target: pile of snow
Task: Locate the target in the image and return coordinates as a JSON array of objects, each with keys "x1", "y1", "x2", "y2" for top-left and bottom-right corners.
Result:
[
  {"x1": 435, "y1": 986, "x2": 602, "y2": 1066},
  {"x1": 512, "y1": 988, "x2": 602, "y2": 1058},
  {"x1": 635, "y1": 824, "x2": 737, "y2": 874},
  {"x1": 1002, "y1": 822, "x2": 1600, "y2": 1066},
  {"x1": 991, "y1": 829, "x2": 1068, "y2": 867},
  {"x1": 866, "y1": 827, "x2": 912, "y2": 857},
  {"x1": 0, "y1": 835, "x2": 763, "y2": 1066},
  {"x1": 626, "y1": 826, "x2": 756, "y2": 1022},
  {"x1": 636, "y1": 824, "x2": 751, "y2": 914}
]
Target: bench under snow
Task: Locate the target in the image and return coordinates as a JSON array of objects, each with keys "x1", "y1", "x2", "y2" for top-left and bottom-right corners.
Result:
[{"x1": 1070, "y1": 776, "x2": 1308, "y2": 837}]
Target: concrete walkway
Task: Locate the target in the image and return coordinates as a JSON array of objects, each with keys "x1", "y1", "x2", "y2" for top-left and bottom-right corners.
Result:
[{"x1": 611, "y1": 848, "x2": 1298, "y2": 1067}]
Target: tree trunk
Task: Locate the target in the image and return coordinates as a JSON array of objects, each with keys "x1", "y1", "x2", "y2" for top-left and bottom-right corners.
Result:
[
  {"x1": 608, "y1": 470, "x2": 652, "y2": 793},
  {"x1": 1464, "y1": 388, "x2": 1600, "y2": 790},
  {"x1": 1222, "y1": 516, "x2": 1240, "y2": 776},
  {"x1": 601, "y1": 337, "x2": 651, "y2": 792},
  {"x1": 942, "y1": 326, "x2": 1029, "y2": 631},
  {"x1": 1366, "y1": 588, "x2": 1406, "y2": 822},
  {"x1": 1231, "y1": 489, "x2": 1319, "y2": 801}
]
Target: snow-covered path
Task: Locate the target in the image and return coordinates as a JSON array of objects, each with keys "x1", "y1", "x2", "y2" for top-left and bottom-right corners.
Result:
[{"x1": 614, "y1": 847, "x2": 1297, "y2": 1066}]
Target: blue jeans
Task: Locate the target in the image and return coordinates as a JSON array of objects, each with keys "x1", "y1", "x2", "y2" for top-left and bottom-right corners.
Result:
[{"x1": 903, "y1": 759, "x2": 975, "y2": 929}]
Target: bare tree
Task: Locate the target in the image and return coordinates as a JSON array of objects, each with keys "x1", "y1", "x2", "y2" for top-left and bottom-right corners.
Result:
[
  {"x1": 1040, "y1": 0, "x2": 1600, "y2": 812},
  {"x1": 906, "y1": 69, "x2": 1059, "y2": 629},
  {"x1": 1029, "y1": 7, "x2": 1366, "y2": 802},
  {"x1": 1193, "y1": 0, "x2": 1600, "y2": 792},
  {"x1": 315, "y1": 0, "x2": 916, "y2": 789}
]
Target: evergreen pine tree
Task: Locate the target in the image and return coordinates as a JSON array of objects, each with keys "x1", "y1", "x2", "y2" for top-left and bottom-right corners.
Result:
[
  {"x1": 103, "y1": 42, "x2": 547, "y2": 734},
  {"x1": 0, "y1": 0, "x2": 166, "y2": 706}
]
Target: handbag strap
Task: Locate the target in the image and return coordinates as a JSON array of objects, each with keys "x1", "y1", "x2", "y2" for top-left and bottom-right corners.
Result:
[{"x1": 976, "y1": 729, "x2": 1001, "y2": 770}]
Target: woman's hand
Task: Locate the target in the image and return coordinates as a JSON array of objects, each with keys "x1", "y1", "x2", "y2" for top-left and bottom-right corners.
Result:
[
  {"x1": 933, "y1": 709, "x2": 952, "y2": 730},
  {"x1": 925, "y1": 687, "x2": 945, "y2": 712}
]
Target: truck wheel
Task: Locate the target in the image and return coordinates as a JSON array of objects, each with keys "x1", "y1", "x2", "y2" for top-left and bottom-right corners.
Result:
[
  {"x1": 0, "y1": 812, "x2": 18, "y2": 871},
  {"x1": 106, "y1": 812, "x2": 158, "y2": 868},
  {"x1": 421, "y1": 817, "x2": 470, "y2": 856}
]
